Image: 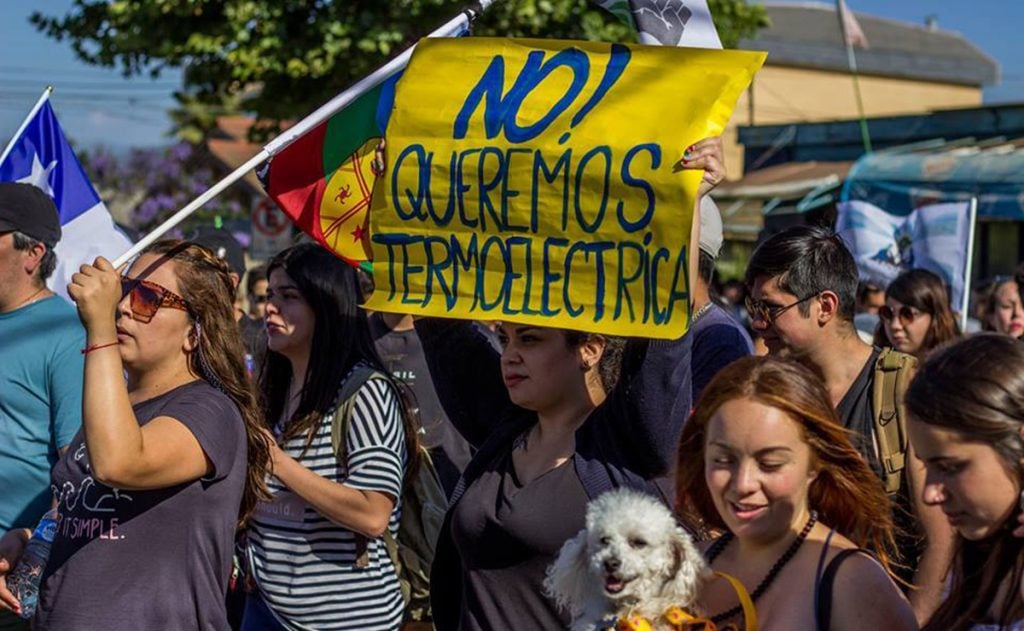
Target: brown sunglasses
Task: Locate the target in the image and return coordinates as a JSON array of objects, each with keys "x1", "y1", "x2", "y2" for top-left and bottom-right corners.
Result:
[
  {"x1": 744, "y1": 293, "x2": 817, "y2": 325},
  {"x1": 120, "y1": 276, "x2": 192, "y2": 324},
  {"x1": 878, "y1": 304, "x2": 923, "y2": 326}
]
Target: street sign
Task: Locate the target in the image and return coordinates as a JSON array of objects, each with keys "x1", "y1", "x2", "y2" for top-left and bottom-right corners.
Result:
[{"x1": 251, "y1": 198, "x2": 293, "y2": 260}]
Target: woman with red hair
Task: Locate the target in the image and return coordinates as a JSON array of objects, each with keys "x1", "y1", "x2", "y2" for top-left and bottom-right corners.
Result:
[{"x1": 676, "y1": 356, "x2": 915, "y2": 630}]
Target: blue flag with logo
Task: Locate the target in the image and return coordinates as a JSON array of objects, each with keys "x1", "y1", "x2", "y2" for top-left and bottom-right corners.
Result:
[
  {"x1": 836, "y1": 199, "x2": 975, "y2": 315},
  {"x1": 0, "y1": 97, "x2": 131, "y2": 298}
]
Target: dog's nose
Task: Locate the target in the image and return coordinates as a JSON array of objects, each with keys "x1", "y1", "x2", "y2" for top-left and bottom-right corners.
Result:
[{"x1": 604, "y1": 558, "x2": 621, "y2": 573}]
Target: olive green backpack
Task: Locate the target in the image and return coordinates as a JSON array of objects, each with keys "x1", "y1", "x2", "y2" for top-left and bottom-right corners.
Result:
[
  {"x1": 872, "y1": 348, "x2": 917, "y2": 495},
  {"x1": 330, "y1": 366, "x2": 447, "y2": 623}
]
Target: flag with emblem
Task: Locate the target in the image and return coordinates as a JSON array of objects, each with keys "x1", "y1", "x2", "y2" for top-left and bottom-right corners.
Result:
[
  {"x1": 0, "y1": 91, "x2": 132, "y2": 298},
  {"x1": 259, "y1": 77, "x2": 397, "y2": 271}
]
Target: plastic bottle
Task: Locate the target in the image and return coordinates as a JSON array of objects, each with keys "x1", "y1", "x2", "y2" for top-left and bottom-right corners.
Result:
[{"x1": 7, "y1": 508, "x2": 58, "y2": 619}]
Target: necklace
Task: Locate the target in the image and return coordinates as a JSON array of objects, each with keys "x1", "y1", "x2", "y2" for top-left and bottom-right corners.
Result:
[
  {"x1": 691, "y1": 300, "x2": 714, "y2": 323},
  {"x1": 12, "y1": 286, "x2": 47, "y2": 311},
  {"x1": 705, "y1": 511, "x2": 818, "y2": 624}
]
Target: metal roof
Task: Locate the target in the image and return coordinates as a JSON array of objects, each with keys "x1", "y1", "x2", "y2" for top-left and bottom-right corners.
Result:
[{"x1": 740, "y1": 2, "x2": 999, "y2": 87}]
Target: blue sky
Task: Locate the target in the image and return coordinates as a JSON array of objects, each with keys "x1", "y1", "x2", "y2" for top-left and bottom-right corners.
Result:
[{"x1": 1, "y1": 0, "x2": 1021, "y2": 151}]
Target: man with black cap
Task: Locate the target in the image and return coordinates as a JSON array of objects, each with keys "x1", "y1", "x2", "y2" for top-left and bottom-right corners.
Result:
[
  {"x1": 689, "y1": 196, "x2": 753, "y2": 401},
  {"x1": 0, "y1": 183, "x2": 83, "y2": 628}
]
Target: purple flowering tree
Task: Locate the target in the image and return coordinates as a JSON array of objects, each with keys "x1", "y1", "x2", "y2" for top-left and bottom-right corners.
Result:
[{"x1": 79, "y1": 142, "x2": 253, "y2": 240}]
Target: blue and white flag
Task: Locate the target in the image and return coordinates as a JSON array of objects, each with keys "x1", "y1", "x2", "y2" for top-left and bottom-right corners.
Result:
[
  {"x1": 836, "y1": 199, "x2": 976, "y2": 314},
  {"x1": 0, "y1": 96, "x2": 132, "y2": 299}
]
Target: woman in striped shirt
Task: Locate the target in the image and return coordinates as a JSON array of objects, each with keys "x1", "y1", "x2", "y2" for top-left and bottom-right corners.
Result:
[{"x1": 244, "y1": 243, "x2": 418, "y2": 631}]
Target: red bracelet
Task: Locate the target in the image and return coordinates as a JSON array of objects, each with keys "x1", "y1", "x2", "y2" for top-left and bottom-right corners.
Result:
[{"x1": 81, "y1": 341, "x2": 119, "y2": 355}]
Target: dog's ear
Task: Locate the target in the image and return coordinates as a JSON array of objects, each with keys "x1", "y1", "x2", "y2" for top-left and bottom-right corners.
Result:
[
  {"x1": 543, "y1": 528, "x2": 592, "y2": 617},
  {"x1": 665, "y1": 526, "x2": 712, "y2": 608}
]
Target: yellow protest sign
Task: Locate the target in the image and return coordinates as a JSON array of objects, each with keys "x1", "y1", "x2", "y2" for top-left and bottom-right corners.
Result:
[{"x1": 366, "y1": 38, "x2": 765, "y2": 338}]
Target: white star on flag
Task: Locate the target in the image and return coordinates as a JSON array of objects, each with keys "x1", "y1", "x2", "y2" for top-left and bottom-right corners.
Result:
[{"x1": 16, "y1": 152, "x2": 58, "y2": 198}]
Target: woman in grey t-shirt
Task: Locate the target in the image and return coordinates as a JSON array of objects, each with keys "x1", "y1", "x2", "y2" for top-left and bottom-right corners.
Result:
[{"x1": 24, "y1": 240, "x2": 272, "y2": 630}]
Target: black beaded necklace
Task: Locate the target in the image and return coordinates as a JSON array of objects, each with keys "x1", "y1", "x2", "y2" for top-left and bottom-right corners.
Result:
[{"x1": 705, "y1": 511, "x2": 818, "y2": 625}]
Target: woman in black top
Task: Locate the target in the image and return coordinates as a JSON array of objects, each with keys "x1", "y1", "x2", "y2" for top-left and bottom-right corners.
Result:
[{"x1": 421, "y1": 137, "x2": 725, "y2": 630}]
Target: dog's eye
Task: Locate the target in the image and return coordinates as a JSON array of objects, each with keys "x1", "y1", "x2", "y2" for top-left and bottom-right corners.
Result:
[
  {"x1": 629, "y1": 538, "x2": 648, "y2": 549},
  {"x1": 599, "y1": 536, "x2": 612, "y2": 546}
]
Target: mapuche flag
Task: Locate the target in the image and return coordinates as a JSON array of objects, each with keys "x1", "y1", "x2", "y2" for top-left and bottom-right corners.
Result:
[{"x1": 259, "y1": 78, "x2": 396, "y2": 270}]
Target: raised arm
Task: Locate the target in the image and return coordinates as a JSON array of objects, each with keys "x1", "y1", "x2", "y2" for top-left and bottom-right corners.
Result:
[
  {"x1": 590, "y1": 137, "x2": 724, "y2": 476},
  {"x1": 414, "y1": 318, "x2": 517, "y2": 449},
  {"x1": 67, "y1": 258, "x2": 213, "y2": 490}
]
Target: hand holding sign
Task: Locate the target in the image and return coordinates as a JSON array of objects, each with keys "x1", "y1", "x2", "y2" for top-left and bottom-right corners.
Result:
[
  {"x1": 681, "y1": 136, "x2": 726, "y2": 200},
  {"x1": 366, "y1": 38, "x2": 764, "y2": 339}
]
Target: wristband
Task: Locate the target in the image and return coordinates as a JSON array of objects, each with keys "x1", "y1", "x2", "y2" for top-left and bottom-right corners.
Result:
[{"x1": 81, "y1": 341, "x2": 119, "y2": 355}]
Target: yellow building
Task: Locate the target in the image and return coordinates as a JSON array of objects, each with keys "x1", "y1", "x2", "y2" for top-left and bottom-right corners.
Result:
[{"x1": 726, "y1": 2, "x2": 998, "y2": 178}]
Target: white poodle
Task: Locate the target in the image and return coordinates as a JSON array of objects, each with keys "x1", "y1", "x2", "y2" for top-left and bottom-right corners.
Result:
[{"x1": 544, "y1": 488, "x2": 711, "y2": 631}]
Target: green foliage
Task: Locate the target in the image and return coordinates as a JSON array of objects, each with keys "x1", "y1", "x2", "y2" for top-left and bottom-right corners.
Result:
[
  {"x1": 709, "y1": 0, "x2": 770, "y2": 48},
  {"x1": 32, "y1": 0, "x2": 768, "y2": 138}
]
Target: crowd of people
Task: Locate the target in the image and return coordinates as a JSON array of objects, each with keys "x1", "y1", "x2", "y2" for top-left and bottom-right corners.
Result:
[{"x1": 0, "y1": 128, "x2": 1023, "y2": 631}]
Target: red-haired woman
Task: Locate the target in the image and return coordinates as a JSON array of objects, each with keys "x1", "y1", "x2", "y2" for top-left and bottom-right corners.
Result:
[{"x1": 676, "y1": 356, "x2": 915, "y2": 630}]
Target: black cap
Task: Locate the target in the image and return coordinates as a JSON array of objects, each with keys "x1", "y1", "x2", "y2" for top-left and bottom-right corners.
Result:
[
  {"x1": 189, "y1": 226, "x2": 245, "y2": 277},
  {"x1": 0, "y1": 182, "x2": 61, "y2": 244}
]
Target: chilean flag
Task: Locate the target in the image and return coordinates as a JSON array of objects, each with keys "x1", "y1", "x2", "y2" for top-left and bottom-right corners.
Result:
[{"x1": 0, "y1": 94, "x2": 132, "y2": 298}]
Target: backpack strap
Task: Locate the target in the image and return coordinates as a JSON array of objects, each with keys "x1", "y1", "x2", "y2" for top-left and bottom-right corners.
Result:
[
  {"x1": 330, "y1": 364, "x2": 386, "y2": 463},
  {"x1": 871, "y1": 349, "x2": 916, "y2": 495},
  {"x1": 329, "y1": 365, "x2": 390, "y2": 568}
]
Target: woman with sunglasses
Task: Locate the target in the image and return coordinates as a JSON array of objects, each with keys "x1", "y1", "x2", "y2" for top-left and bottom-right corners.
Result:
[
  {"x1": 982, "y1": 276, "x2": 1024, "y2": 339},
  {"x1": 22, "y1": 241, "x2": 272, "y2": 630},
  {"x1": 874, "y1": 269, "x2": 959, "y2": 361},
  {"x1": 243, "y1": 243, "x2": 420, "y2": 631}
]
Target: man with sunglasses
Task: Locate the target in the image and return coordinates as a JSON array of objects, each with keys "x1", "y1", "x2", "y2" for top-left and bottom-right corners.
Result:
[
  {"x1": 744, "y1": 224, "x2": 952, "y2": 624},
  {"x1": 0, "y1": 183, "x2": 83, "y2": 630}
]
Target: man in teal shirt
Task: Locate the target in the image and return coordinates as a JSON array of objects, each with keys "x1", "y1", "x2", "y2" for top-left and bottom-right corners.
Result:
[{"x1": 0, "y1": 183, "x2": 83, "y2": 628}]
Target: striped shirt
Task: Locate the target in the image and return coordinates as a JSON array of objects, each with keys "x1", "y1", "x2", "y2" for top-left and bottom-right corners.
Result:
[{"x1": 249, "y1": 374, "x2": 406, "y2": 631}]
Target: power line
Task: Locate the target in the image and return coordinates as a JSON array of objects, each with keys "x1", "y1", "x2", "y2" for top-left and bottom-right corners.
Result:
[
  {"x1": 0, "y1": 64, "x2": 180, "y2": 79},
  {"x1": 0, "y1": 77, "x2": 180, "y2": 91},
  {"x1": 0, "y1": 91, "x2": 172, "y2": 103}
]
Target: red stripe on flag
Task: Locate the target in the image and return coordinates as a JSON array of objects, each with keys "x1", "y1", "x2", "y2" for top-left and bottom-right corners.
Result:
[{"x1": 267, "y1": 122, "x2": 330, "y2": 243}]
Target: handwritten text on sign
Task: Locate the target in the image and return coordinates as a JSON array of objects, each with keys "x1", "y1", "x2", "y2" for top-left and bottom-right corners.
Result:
[{"x1": 367, "y1": 38, "x2": 764, "y2": 338}]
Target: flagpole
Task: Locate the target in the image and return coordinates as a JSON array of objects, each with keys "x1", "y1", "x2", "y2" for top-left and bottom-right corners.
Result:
[
  {"x1": 845, "y1": 42, "x2": 872, "y2": 153},
  {"x1": 960, "y1": 197, "x2": 978, "y2": 332},
  {"x1": 836, "y1": 2, "x2": 872, "y2": 153},
  {"x1": 114, "y1": 0, "x2": 502, "y2": 268},
  {"x1": 0, "y1": 86, "x2": 53, "y2": 167}
]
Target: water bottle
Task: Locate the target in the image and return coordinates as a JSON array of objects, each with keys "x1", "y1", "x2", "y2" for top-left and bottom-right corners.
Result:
[{"x1": 7, "y1": 509, "x2": 58, "y2": 619}]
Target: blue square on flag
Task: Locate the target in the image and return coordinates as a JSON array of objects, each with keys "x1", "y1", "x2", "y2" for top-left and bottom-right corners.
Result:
[{"x1": 0, "y1": 98, "x2": 131, "y2": 296}]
